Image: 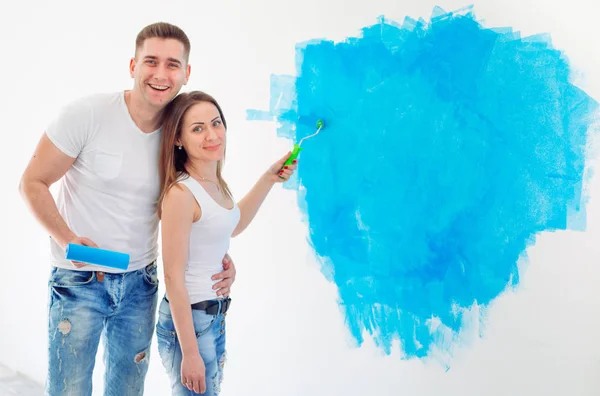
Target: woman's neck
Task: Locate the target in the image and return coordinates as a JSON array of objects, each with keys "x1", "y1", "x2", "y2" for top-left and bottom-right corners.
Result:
[{"x1": 186, "y1": 160, "x2": 218, "y2": 182}]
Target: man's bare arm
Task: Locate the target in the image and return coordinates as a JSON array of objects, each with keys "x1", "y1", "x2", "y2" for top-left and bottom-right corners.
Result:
[{"x1": 19, "y1": 133, "x2": 79, "y2": 249}]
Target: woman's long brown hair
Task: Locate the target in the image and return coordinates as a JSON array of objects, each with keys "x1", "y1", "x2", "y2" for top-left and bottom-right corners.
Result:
[{"x1": 157, "y1": 91, "x2": 233, "y2": 219}]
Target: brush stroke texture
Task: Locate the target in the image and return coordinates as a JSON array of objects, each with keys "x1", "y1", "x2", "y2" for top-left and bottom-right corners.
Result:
[{"x1": 248, "y1": 6, "x2": 598, "y2": 360}]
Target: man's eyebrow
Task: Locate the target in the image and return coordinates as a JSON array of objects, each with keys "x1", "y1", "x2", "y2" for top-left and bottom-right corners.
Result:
[{"x1": 143, "y1": 55, "x2": 182, "y2": 65}]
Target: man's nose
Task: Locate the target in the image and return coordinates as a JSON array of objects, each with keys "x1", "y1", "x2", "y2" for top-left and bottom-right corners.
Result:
[{"x1": 153, "y1": 65, "x2": 168, "y2": 81}]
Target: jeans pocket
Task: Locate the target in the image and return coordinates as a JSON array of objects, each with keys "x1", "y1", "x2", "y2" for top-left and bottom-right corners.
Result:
[
  {"x1": 50, "y1": 268, "x2": 95, "y2": 287},
  {"x1": 142, "y1": 262, "x2": 159, "y2": 286},
  {"x1": 193, "y1": 311, "x2": 217, "y2": 337},
  {"x1": 156, "y1": 323, "x2": 177, "y2": 372},
  {"x1": 140, "y1": 262, "x2": 159, "y2": 296}
]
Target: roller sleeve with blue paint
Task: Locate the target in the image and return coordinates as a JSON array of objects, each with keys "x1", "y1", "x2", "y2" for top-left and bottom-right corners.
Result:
[{"x1": 65, "y1": 243, "x2": 130, "y2": 270}]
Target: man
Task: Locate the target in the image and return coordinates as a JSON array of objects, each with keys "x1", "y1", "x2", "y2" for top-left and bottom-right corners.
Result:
[{"x1": 18, "y1": 22, "x2": 236, "y2": 395}]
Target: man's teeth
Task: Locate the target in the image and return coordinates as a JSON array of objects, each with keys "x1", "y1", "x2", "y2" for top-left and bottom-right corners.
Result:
[{"x1": 149, "y1": 84, "x2": 169, "y2": 91}]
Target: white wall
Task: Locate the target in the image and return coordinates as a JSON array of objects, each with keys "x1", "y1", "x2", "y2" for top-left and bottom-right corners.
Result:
[{"x1": 2, "y1": 0, "x2": 600, "y2": 395}]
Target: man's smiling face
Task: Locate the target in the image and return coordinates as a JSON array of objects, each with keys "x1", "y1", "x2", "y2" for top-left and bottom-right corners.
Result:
[{"x1": 129, "y1": 37, "x2": 190, "y2": 109}]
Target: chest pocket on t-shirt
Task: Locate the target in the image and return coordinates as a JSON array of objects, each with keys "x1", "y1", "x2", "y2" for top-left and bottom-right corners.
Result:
[{"x1": 93, "y1": 150, "x2": 123, "y2": 179}]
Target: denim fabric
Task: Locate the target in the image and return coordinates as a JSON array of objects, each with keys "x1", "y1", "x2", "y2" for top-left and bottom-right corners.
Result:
[
  {"x1": 46, "y1": 262, "x2": 159, "y2": 396},
  {"x1": 156, "y1": 297, "x2": 227, "y2": 396}
]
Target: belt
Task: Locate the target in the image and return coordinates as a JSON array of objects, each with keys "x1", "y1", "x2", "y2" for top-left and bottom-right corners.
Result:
[
  {"x1": 95, "y1": 261, "x2": 156, "y2": 282},
  {"x1": 164, "y1": 296, "x2": 231, "y2": 315}
]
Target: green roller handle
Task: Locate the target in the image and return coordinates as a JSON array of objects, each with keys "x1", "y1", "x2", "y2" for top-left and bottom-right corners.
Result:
[
  {"x1": 279, "y1": 144, "x2": 302, "y2": 179},
  {"x1": 279, "y1": 119, "x2": 324, "y2": 179},
  {"x1": 284, "y1": 144, "x2": 302, "y2": 166}
]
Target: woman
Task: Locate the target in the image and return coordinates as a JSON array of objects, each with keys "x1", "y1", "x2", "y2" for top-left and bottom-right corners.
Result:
[{"x1": 155, "y1": 90, "x2": 296, "y2": 395}]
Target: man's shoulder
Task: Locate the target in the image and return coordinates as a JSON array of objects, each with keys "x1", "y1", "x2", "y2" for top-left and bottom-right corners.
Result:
[
  {"x1": 65, "y1": 91, "x2": 122, "y2": 110},
  {"x1": 52, "y1": 91, "x2": 123, "y2": 125}
]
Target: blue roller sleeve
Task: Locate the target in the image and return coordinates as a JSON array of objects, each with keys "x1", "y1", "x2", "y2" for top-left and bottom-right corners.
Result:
[{"x1": 65, "y1": 244, "x2": 130, "y2": 270}]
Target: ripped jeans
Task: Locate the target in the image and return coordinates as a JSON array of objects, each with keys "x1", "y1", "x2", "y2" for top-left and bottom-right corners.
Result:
[
  {"x1": 156, "y1": 297, "x2": 227, "y2": 396},
  {"x1": 46, "y1": 262, "x2": 159, "y2": 396}
]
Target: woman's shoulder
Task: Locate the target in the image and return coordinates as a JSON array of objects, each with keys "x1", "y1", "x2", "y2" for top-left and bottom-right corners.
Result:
[{"x1": 164, "y1": 179, "x2": 194, "y2": 205}]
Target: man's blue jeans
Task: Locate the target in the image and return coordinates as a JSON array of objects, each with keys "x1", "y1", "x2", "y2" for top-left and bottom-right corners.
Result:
[{"x1": 45, "y1": 262, "x2": 159, "y2": 396}]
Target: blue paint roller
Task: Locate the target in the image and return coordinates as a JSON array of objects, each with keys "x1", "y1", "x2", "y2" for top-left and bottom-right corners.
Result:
[{"x1": 65, "y1": 244, "x2": 130, "y2": 270}]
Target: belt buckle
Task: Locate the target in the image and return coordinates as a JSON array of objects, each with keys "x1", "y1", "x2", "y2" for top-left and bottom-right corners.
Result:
[{"x1": 222, "y1": 298, "x2": 231, "y2": 313}]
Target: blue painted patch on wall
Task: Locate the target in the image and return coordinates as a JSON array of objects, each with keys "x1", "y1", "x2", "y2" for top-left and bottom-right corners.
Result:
[{"x1": 248, "y1": 5, "x2": 599, "y2": 363}]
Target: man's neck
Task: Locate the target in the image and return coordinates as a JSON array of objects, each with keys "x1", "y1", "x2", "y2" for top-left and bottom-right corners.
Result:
[{"x1": 124, "y1": 90, "x2": 162, "y2": 133}]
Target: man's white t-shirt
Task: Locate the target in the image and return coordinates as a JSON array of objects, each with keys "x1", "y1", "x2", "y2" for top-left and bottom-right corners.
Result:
[{"x1": 46, "y1": 91, "x2": 161, "y2": 273}]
